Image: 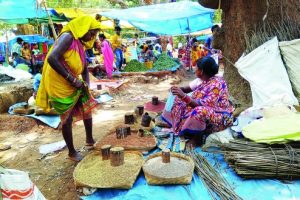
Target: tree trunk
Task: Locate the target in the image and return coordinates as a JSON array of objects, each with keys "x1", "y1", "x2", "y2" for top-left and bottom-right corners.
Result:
[{"x1": 199, "y1": 0, "x2": 300, "y2": 107}]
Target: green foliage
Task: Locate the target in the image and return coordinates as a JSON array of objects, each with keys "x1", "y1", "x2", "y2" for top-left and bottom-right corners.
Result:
[
  {"x1": 0, "y1": 22, "x2": 15, "y2": 35},
  {"x1": 153, "y1": 52, "x2": 177, "y2": 71},
  {"x1": 47, "y1": 0, "x2": 113, "y2": 8},
  {"x1": 124, "y1": 59, "x2": 148, "y2": 72},
  {"x1": 213, "y1": 9, "x2": 222, "y2": 23}
]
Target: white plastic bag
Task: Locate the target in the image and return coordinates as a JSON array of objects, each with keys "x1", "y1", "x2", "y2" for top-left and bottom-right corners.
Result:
[
  {"x1": 235, "y1": 37, "x2": 298, "y2": 107},
  {"x1": 279, "y1": 39, "x2": 300, "y2": 99},
  {"x1": 0, "y1": 169, "x2": 46, "y2": 200}
]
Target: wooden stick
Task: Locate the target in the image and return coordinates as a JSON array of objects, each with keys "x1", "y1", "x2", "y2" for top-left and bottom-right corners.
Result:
[
  {"x1": 124, "y1": 113, "x2": 134, "y2": 124},
  {"x1": 41, "y1": 0, "x2": 58, "y2": 40},
  {"x1": 101, "y1": 145, "x2": 111, "y2": 160},
  {"x1": 110, "y1": 147, "x2": 124, "y2": 166},
  {"x1": 162, "y1": 149, "x2": 170, "y2": 163}
]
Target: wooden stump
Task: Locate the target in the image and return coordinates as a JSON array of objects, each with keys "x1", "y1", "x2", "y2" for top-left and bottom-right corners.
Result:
[
  {"x1": 138, "y1": 129, "x2": 144, "y2": 137},
  {"x1": 141, "y1": 113, "x2": 152, "y2": 127},
  {"x1": 135, "y1": 105, "x2": 144, "y2": 116},
  {"x1": 97, "y1": 84, "x2": 102, "y2": 90},
  {"x1": 125, "y1": 113, "x2": 134, "y2": 124},
  {"x1": 152, "y1": 96, "x2": 159, "y2": 105},
  {"x1": 125, "y1": 126, "x2": 131, "y2": 135},
  {"x1": 101, "y1": 145, "x2": 111, "y2": 160},
  {"x1": 162, "y1": 149, "x2": 170, "y2": 163},
  {"x1": 110, "y1": 147, "x2": 124, "y2": 166},
  {"x1": 116, "y1": 127, "x2": 128, "y2": 139}
]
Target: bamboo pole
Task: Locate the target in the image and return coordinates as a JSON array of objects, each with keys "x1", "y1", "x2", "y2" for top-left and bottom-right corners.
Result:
[
  {"x1": 5, "y1": 29, "x2": 9, "y2": 66},
  {"x1": 41, "y1": 0, "x2": 57, "y2": 40}
]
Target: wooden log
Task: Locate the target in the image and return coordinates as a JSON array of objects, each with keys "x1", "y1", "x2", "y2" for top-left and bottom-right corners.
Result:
[
  {"x1": 97, "y1": 84, "x2": 102, "y2": 90},
  {"x1": 110, "y1": 147, "x2": 124, "y2": 166},
  {"x1": 141, "y1": 112, "x2": 152, "y2": 127},
  {"x1": 152, "y1": 96, "x2": 159, "y2": 105},
  {"x1": 125, "y1": 126, "x2": 131, "y2": 135},
  {"x1": 116, "y1": 127, "x2": 128, "y2": 139},
  {"x1": 135, "y1": 105, "x2": 144, "y2": 115},
  {"x1": 101, "y1": 145, "x2": 111, "y2": 160},
  {"x1": 162, "y1": 149, "x2": 170, "y2": 163},
  {"x1": 125, "y1": 113, "x2": 134, "y2": 124},
  {"x1": 138, "y1": 129, "x2": 144, "y2": 137}
]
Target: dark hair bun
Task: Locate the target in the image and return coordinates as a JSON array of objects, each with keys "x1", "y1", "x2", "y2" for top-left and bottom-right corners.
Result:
[{"x1": 196, "y1": 56, "x2": 219, "y2": 77}]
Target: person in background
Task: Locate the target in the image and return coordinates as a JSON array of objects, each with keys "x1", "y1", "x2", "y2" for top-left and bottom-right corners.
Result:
[
  {"x1": 99, "y1": 33, "x2": 114, "y2": 78},
  {"x1": 133, "y1": 33, "x2": 141, "y2": 48},
  {"x1": 11, "y1": 37, "x2": 23, "y2": 56},
  {"x1": 153, "y1": 45, "x2": 161, "y2": 59},
  {"x1": 145, "y1": 45, "x2": 155, "y2": 61},
  {"x1": 162, "y1": 57, "x2": 234, "y2": 146},
  {"x1": 36, "y1": 16, "x2": 101, "y2": 162},
  {"x1": 166, "y1": 40, "x2": 173, "y2": 57},
  {"x1": 204, "y1": 25, "x2": 220, "y2": 56},
  {"x1": 182, "y1": 37, "x2": 197, "y2": 69},
  {"x1": 154, "y1": 39, "x2": 162, "y2": 54},
  {"x1": 111, "y1": 26, "x2": 123, "y2": 71},
  {"x1": 21, "y1": 42, "x2": 31, "y2": 62},
  {"x1": 32, "y1": 43, "x2": 40, "y2": 55}
]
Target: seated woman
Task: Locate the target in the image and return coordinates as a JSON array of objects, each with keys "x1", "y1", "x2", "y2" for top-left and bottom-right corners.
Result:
[{"x1": 162, "y1": 57, "x2": 234, "y2": 140}]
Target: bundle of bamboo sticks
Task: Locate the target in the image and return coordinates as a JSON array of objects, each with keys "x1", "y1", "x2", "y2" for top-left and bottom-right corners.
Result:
[
  {"x1": 219, "y1": 140, "x2": 300, "y2": 180},
  {"x1": 186, "y1": 147, "x2": 242, "y2": 200}
]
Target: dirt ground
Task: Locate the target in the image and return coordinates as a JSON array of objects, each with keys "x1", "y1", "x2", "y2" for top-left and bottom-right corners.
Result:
[{"x1": 0, "y1": 72, "x2": 194, "y2": 200}]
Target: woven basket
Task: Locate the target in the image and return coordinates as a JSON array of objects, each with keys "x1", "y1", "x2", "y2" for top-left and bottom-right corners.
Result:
[
  {"x1": 143, "y1": 152, "x2": 194, "y2": 185},
  {"x1": 74, "y1": 151, "x2": 143, "y2": 189}
]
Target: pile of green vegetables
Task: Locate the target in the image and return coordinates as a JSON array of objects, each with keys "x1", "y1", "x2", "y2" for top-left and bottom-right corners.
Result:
[
  {"x1": 153, "y1": 53, "x2": 178, "y2": 71},
  {"x1": 124, "y1": 59, "x2": 148, "y2": 72}
]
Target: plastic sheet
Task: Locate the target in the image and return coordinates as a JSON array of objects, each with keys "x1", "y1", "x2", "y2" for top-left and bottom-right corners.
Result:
[{"x1": 82, "y1": 148, "x2": 300, "y2": 200}]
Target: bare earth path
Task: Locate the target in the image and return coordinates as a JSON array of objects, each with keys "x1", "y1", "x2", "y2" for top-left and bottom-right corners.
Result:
[{"x1": 0, "y1": 74, "x2": 193, "y2": 200}]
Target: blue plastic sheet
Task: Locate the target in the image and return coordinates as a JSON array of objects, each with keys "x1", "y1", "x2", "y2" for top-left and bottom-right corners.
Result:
[
  {"x1": 8, "y1": 102, "x2": 61, "y2": 129},
  {"x1": 82, "y1": 148, "x2": 300, "y2": 200},
  {"x1": 101, "y1": 2, "x2": 214, "y2": 35}
]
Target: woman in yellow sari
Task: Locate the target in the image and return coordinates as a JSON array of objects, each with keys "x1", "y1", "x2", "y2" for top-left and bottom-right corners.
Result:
[{"x1": 36, "y1": 16, "x2": 101, "y2": 161}]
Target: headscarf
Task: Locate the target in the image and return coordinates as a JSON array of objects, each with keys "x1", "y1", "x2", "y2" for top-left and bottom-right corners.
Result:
[{"x1": 60, "y1": 16, "x2": 101, "y2": 49}]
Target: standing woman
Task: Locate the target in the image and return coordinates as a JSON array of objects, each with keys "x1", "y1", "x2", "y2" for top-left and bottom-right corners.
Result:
[
  {"x1": 36, "y1": 16, "x2": 101, "y2": 161},
  {"x1": 98, "y1": 33, "x2": 114, "y2": 78}
]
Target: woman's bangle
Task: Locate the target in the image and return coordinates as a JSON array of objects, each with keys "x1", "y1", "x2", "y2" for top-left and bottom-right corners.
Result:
[
  {"x1": 183, "y1": 95, "x2": 192, "y2": 104},
  {"x1": 65, "y1": 73, "x2": 70, "y2": 80}
]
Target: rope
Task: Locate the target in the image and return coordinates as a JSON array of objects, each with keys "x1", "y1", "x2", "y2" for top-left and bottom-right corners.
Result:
[
  {"x1": 269, "y1": 147, "x2": 278, "y2": 178},
  {"x1": 284, "y1": 144, "x2": 297, "y2": 180}
]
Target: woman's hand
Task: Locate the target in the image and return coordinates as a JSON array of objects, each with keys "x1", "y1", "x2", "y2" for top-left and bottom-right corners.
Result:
[
  {"x1": 71, "y1": 77, "x2": 83, "y2": 89},
  {"x1": 171, "y1": 86, "x2": 185, "y2": 98}
]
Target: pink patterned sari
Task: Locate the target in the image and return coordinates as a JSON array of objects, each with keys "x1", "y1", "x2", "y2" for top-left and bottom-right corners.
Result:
[
  {"x1": 162, "y1": 76, "x2": 234, "y2": 135},
  {"x1": 101, "y1": 39, "x2": 114, "y2": 78}
]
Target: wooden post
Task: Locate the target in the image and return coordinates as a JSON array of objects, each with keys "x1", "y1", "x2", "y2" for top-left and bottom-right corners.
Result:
[
  {"x1": 138, "y1": 129, "x2": 144, "y2": 137},
  {"x1": 125, "y1": 126, "x2": 131, "y2": 135},
  {"x1": 116, "y1": 127, "x2": 127, "y2": 139},
  {"x1": 125, "y1": 113, "x2": 134, "y2": 124},
  {"x1": 141, "y1": 112, "x2": 151, "y2": 127},
  {"x1": 152, "y1": 96, "x2": 159, "y2": 105},
  {"x1": 110, "y1": 147, "x2": 124, "y2": 166},
  {"x1": 97, "y1": 84, "x2": 102, "y2": 90},
  {"x1": 101, "y1": 145, "x2": 111, "y2": 160},
  {"x1": 41, "y1": 0, "x2": 58, "y2": 40},
  {"x1": 162, "y1": 149, "x2": 170, "y2": 163},
  {"x1": 136, "y1": 105, "x2": 144, "y2": 115}
]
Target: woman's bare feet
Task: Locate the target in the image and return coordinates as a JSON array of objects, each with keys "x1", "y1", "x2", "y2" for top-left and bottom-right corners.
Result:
[{"x1": 68, "y1": 151, "x2": 83, "y2": 162}]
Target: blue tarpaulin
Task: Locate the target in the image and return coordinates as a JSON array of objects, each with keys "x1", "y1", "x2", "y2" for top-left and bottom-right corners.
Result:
[
  {"x1": 82, "y1": 148, "x2": 300, "y2": 200},
  {"x1": 101, "y1": 1, "x2": 214, "y2": 35},
  {"x1": 0, "y1": 0, "x2": 67, "y2": 24}
]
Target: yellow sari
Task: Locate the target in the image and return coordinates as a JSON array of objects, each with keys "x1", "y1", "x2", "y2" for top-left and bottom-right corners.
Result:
[{"x1": 36, "y1": 16, "x2": 101, "y2": 124}]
